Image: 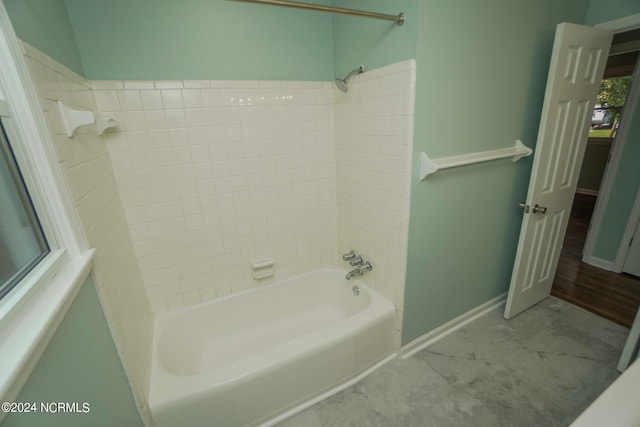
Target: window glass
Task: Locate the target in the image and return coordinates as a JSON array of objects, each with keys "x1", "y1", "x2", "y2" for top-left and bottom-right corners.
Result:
[
  {"x1": 0, "y1": 121, "x2": 49, "y2": 298},
  {"x1": 590, "y1": 76, "x2": 632, "y2": 139}
]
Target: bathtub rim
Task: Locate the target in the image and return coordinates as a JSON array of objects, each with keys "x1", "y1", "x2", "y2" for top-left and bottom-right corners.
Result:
[
  {"x1": 148, "y1": 267, "x2": 397, "y2": 411},
  {"x1": 152, "y1": 267, "x2": 373, "y2": 329}
]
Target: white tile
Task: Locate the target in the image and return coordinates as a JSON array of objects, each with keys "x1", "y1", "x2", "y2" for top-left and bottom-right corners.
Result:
[
  {"x1": 110, "y1": 152, "x2": 134, "y2": 173},
  {"x1": 183, "y1": 80, "x2": 210, "y2": 89},
  {"x1": 168, "y1": 128, "x2": 189, "y2": 147},
  {"x1": 185, "y1": 126, "x2": 206, "y2": 147},
  {"x1": 148, "y1": 130, "x2": 170, "y2": 148},
  {"x1": 140, "y1": 90, "x2": 164, "y2": 110},
  {"x1": 124, "y1": 81, "x2": 155, "y2": 90},
  {"x1": 175, "y1": 166, "x2": 196, "y2": 183},
  {"x1": 122, "y1": 111, "x2": 147, "y2": 131},
  {"x1": 92, "y1": 80, "x2": 124, "y2": 90},
  {"x1": 165, "y1": 110, "x2": 187, "y2": 128},
  {"x1": 219, "y1": 89, "x2": 239, "y2": 107},
  {"x1": 166, "y1": 294, "x2": 185, "y2": 310},
  {"x1": 94, "y1": 90, "x2": 120, "y2": 111},
  {"x1": 152, "y1": 149, "x2": 173, "y2": 168},
  {"x1": 202, "y1": 89, "x2": 222, "y2": 107},
  {"x1": 150, "y1": 300, "x2": 168, "y2": 313},
  {"x1": 190, "y1": 145, "x2": 210, "y2": 162},
  {"x1": 182, "y1": 89, "x2": 204, "y2": 108},
  {"x1": 185, "y1": 108, "x2": 207, "y2": 127},
  {"x1": 155, "y1": 80, "x2": 184, "y2": 89},
  {"x1": 211, "y1": 80, "x2": 235, "y2": 88},
  {"x1": 118, "y1": 90, "x2": 143, "y2": 110},
  {"x1": 144, "y1": 110, "x2": 167, "y2": 129},
  {"x1": 171, "y1": 147, "x2": 191, "y2": 165},
  {"x1": 193, "y1": 162, "x2": 214, "y2": 179},
  {"x1": 162, "y1": 90, "x2": 184, "y2": 109},
  {"x1": 185, "y1": 214, "x2": 204, "y2": 231},
  {"x1": 183, "y1": 290, "x2": 202, "y2": 305}
]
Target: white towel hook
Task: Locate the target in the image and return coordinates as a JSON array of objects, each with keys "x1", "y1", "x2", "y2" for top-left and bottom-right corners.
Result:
[
  {"x1": 57, "y1": 101, "x2": 94, "y2": 138},
  {"x1": 57, "y1": 101, "x2": 117, "y2": 138}
]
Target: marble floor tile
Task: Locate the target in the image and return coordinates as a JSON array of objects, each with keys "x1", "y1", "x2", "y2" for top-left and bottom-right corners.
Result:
[{"x1": 275, "y1": 297, "x2": 628, "y2": 427}]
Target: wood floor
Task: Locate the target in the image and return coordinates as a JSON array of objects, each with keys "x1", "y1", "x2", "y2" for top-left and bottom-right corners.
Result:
[{"x1": 551, "y1": 193, "x2": 640, "y2": 328}]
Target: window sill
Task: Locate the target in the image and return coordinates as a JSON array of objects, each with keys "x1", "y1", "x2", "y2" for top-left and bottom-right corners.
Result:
[{"x1": 0, "y1": 248, "x2": 95, "y2": 404}]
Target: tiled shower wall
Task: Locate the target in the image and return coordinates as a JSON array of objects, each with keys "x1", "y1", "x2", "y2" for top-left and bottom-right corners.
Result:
[
  {"x1": 95, "y1": 80, "x2": 339, "y2": 312},
  {"x1": 334, "y1": 60, "x2": 415, "y2": 336},
  {"x1": 21, "y1": 43, "x2": 154, "y2": 422},
  {"x1": 95, "y1": 61, "x2": 415, "y2": 332}
]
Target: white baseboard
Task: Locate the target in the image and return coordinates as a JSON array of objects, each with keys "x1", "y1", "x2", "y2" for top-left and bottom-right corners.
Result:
[
  {"x1": 582, "y1": 255, "x2": 614, "y2": 271},
  {"x1": 400, "y1": 293, "x2": 507, "y2": 360}
]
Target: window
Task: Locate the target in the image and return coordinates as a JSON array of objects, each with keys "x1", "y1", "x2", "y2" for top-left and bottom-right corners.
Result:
[
  {"x1": 0, "y1": 121, "x2": 49, "y2": 298},
  {"x1": 589, "y1": 75, "x2": 632, "y2": 139},
  {"x1": 0, "y1": 3, "x2": 94, "y2": 401},
  {"x1": 589, "y1": 49, "x2": 638, "y2": 139}
]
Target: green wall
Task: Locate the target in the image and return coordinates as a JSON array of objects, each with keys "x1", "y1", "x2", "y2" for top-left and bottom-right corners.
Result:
[
  {"x1": 330, "y1": 0, "x2": 417, "y2": 77},
  {"x1": 577, "y1": 144, "x2": 610, "y2": 193},
  {"x1": 63, "y1": 0, "x2": 334, "y2": 81},
  {"x1": 1, "y1": 276, "x2": 144, "y2": 427},
  {"x1": 584, "y1": 0, "x2": 640, "y2": 26},
  {"x1": 401, "y1": 0, "x2": 591, "y2": 345},
  {"x1": 2, "y1": 0, "x2": 84, "y2": 75}
]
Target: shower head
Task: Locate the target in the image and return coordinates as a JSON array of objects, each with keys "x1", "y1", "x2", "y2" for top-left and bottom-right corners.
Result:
[{"x1": 334, "y1": 65, "x2": 365, "y2": 92}]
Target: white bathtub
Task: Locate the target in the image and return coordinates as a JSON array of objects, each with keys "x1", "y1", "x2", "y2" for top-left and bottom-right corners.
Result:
[{"x1": 148, "y1": 268, "x2": 397, "y2": 427}]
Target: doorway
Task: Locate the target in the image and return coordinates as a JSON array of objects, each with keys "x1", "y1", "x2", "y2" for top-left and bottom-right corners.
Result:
[
  {"x1": 551, "y1": 193, "x2": 640, "y2": 327},
  {"x1": 551, "y1": 28, "x2": 640, "y2": 328}
]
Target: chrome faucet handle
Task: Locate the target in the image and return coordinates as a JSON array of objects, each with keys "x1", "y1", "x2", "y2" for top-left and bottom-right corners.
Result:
[
  {"x1": 357, "y1": 261, "x2": 372, "y2": 273},
  {"x1": 342, "y1": 250, "x2": 357, "y2": 261},
  {"x1": 350, "y1": 256, "x2": 363, "y2": 266}
]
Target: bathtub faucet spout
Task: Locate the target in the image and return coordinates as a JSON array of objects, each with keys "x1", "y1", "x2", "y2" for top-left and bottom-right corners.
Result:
[{"x1": 346, "y1": 267, "x2": 361, "y2": 280}]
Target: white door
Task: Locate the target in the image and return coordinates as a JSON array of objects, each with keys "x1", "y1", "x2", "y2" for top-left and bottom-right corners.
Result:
[
  {"x1": 623, "y1": 218, "x2": 640, "y2": 277},
  {"x1": 504, "y1": 23, "x2": 613, "y2": 319}
]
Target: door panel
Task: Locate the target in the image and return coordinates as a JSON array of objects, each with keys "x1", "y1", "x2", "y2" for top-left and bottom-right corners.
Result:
[{"x1": 504, "y1": 23, "x2": 613, "y2": 319}]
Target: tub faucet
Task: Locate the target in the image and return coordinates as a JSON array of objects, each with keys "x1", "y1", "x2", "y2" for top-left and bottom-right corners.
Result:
[
  {"x1": 346, "y1": 266, "x2": 361, "y2": 280},
  {"x1": 346, "y1": 261, "x2": 373, "y2": 280}
]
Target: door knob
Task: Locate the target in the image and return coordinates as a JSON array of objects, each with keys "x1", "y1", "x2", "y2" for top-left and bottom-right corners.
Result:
[
  {"x1": 532, "y1": 204, "x2": 547, "y2": 214},
  {"x1": 518, "y1": 202, "x2": 530, "y2": 213}
]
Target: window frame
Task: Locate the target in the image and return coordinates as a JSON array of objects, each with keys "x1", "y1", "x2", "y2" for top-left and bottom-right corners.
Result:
[
  {"x1": 0, "y1": 119, "x2": 50, "y2": 298},
  {"x1": 0, "y1": 5, "x2": 94, "y2": 406}
]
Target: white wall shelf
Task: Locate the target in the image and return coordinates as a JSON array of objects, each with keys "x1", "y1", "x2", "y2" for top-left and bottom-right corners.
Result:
[{"x1": 419, "y1": 140, "x2": 532, "y2": 180}]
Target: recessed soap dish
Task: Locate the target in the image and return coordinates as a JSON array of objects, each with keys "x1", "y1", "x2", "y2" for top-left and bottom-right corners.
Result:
[{"x1": 251, "y1": 257, "x2": 274, "y2": 280}]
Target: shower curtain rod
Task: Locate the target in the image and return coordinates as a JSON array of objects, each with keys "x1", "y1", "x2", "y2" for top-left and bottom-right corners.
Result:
[{"x1": 230, "y1": 0, "x2": 405, "y2": 26}]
